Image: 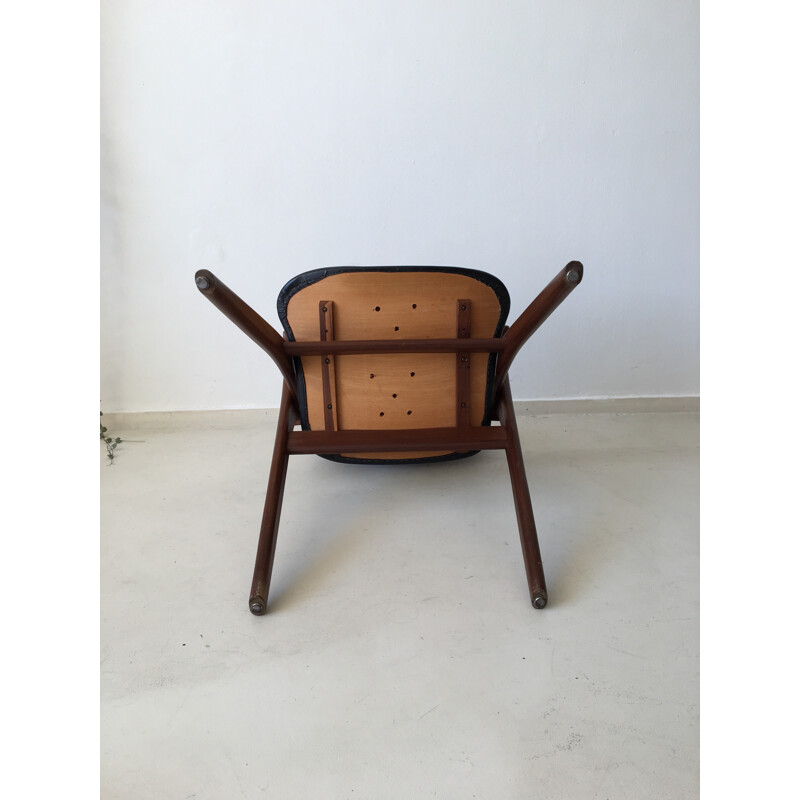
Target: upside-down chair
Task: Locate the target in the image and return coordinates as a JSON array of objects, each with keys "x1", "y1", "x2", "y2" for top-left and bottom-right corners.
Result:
[{"x1": 195, "y1": 262, "x2": 583, "y2": 614}]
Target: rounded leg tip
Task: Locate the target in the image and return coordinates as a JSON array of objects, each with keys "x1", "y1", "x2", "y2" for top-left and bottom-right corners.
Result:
[
  {"x1": 565, "y1": 260, "x2": 584, "y2": 284},
  {"x1": 249, "y1": 596, "x2": 266, "y2": 615},
  {"x1": 532, "y1": 594, "x2": 548, "y2": 609}
]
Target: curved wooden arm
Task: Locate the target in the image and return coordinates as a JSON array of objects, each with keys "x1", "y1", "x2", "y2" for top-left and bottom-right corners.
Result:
[
  {"x1": 492, "y1": 261, "x2": 583, "y2": 395},
  {"x1": 194, "y1": 269, "x2": 297, "y2": 400}
]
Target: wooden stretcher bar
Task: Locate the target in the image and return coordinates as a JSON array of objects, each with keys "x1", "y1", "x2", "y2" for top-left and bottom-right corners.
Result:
[{"x1": 286, "y1": 425, "x2": 508, "y2": 455}]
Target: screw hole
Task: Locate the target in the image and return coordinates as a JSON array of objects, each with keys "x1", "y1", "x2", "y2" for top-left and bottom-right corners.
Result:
[
  {"x1": 407, "y1": 410, "x2": 412, "y2": 415},
  {"x1": 369, "y1": 374, "x2": 375, "y2": 379},
  {"x1": 392, "y1": 393, "x2": 397, "y2": 398},
  {"x1": 412, "y1": 304, "x2": 417, "y2": 309},
  {"x1": 379, "y1": 412, "x2": 384, "y2": 417},
  {"x1": 375, "y1": 306, "x2": 381, "y2": 312},
  {"x1": 410, "y1": 372, "x2": 415, "y2": 377},
  {"x1": 394, "y1": 326, "x2": 399, "y2": 331}
]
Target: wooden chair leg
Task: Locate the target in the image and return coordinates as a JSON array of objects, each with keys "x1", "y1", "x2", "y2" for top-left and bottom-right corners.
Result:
[
  {"x1": 496, "y1": 378, "x2": 548, "y2": 609},
  {"x1": 249, "y1": 382, "x2": 298, "y2": 615}
]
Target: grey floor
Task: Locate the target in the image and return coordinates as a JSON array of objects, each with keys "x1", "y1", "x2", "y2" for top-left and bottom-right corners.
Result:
[{"x1": 101, "y1": 408, "x2": 699, "y2": 799}]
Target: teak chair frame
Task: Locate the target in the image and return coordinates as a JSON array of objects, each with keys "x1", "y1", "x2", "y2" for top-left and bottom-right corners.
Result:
[{"x1": 195, "y1": 261, "x2": 583, "y2": 615}]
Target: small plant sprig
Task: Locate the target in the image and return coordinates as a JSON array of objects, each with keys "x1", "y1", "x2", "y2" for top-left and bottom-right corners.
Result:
[{"x1": 100, "y1": 411, "x2": 122, "y2": 464}]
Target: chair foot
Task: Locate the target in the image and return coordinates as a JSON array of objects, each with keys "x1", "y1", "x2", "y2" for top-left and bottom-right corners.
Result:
[
  {"x1": 248, "y1": 383, "x2": 297, "y2": 617},
  {"x1": 497, "y1": 379, "x2": 549, "y2": 609},
  {"x1": 249, "y1": 595, "x2": 267, "y2": 616}
]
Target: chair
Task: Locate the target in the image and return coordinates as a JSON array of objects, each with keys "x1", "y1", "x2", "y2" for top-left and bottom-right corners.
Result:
[{"x1": 195, "y1": 262, "x2": 583, "y2": 614}]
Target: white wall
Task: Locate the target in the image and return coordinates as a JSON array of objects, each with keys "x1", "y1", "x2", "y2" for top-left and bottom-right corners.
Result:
[{"x1": 101, "y1": 0, "x2": 698, "y2": 412}]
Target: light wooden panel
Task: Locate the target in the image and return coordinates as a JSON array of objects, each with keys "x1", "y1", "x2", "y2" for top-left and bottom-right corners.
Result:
[{"x1": 285, "y1": 271, "x2": 502, "y2": 460}]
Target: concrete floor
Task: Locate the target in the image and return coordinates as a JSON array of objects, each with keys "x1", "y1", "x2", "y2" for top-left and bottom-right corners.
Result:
[{"x1": 101, "y1": 408, "x2": 699, "y2": 799}]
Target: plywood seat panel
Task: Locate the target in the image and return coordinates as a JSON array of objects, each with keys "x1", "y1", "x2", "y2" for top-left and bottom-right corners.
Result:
[{"x1": 278, "y1": 267, "x2": 510, "y2": 463}]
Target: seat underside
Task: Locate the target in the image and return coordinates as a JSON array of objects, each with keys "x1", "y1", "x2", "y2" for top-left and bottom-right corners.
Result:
[{"x1": 279, "y1": 267, "x2": 509, "y2": 463}]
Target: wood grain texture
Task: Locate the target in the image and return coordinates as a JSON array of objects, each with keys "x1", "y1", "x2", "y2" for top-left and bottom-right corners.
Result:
[
  {"x1": 456, "y1": 299, "x2": 472, "y2": 429},
  {"x1": 285, "y1": 271, "x2": 503, "y2": 459},
  {"x1": 287, "y1": 425, "x2": 508, "y2": 455},
  {"x1": 318, "y1": 300, "x2": 338, "y2": 430}
]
